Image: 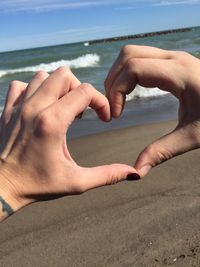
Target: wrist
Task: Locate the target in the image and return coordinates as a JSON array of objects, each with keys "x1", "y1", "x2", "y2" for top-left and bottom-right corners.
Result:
[{"x1": 0, "y1": 162, "x2": 32, "y2": 221}]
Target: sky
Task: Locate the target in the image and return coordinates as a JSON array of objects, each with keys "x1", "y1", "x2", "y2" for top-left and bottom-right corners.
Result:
[{"x1": 0, "y1": 0, "x2": 200, "y2": 52}]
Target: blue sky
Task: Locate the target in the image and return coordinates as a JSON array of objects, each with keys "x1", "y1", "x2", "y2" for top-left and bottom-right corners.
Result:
[{"x1": 0, "y1": 0, "x2": 200, "y2": 52}]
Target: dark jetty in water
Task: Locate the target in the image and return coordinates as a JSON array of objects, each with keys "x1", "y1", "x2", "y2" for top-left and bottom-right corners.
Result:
[{"x1": 87, "y1": 27, "x2": 193, "y2": 45}]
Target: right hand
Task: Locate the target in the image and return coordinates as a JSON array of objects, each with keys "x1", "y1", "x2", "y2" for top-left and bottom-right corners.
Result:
[{"x1": 105, "y1": 45, "x2": 200, "y2": 177}]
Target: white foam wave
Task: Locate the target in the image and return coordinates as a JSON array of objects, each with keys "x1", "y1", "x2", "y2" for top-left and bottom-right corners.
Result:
[
  {"x1": 85, "y1": 85, "x2": 168, "y2": 111},
  {"x1": 0, "y1": 71, "x2": 7, "y2": 78},
  {"x1": 0, "y1": 54, "x2": 100, "y2": 78},
  {"x1": 0, "y1": 86, "x2": 168, "y2": 115},
  {"x1": 126, "y1": 85, "x2": 168, "y2": 101}
]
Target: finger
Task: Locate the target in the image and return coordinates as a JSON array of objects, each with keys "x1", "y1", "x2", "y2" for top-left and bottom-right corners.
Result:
[
  {"x1": 0, "y1": 81, "x2": 27, "y2": 155},
  {"x1": 24, "y1": 71, "x2": 49, "y2": 100},
  {"x1": 105, "y1": 45, "x2": 171, "y2": 91},
  {"x1": 46, "y1": 83, "x2": 111, "y2": 132},
  {"x1": 0, "y1": 119, "x2": 21, "y2": 158},
  {"x1": 76, "y1": 164, "x2": 139, "y2": 192},
  {"x1": 28, "y1": 67, "x2": 81, "y2": 113},
  {"x1": 134, "y1": 125, "x2": 199, "y2": 177},
  {"x1": 3, "y1": 81, "x2": 27, "y2": 123},
  {"x1": 0, "y1": 73, "x2": 46, "y2": 157},
  {"x1": 109, "y1": 58, "x2": 185, "y2": 117},
  {"x1": 108, "y1": 61, "x2": 137, "y2": 118}
]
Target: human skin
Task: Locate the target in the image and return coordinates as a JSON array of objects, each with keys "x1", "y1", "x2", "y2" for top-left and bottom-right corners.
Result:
[
  {"x1": 105, "y1": 45, "x2": 200, "y2": 177},
  {"x1": 0, "y1": 67, "x2": 137, "y2": 222}
]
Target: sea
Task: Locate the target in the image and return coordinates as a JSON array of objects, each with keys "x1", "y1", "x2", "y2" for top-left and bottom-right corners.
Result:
[{"x1": 0, "y1": 26, "x2": 200, "y2": 139}]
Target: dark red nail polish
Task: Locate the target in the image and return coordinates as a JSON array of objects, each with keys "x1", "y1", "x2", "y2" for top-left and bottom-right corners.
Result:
[{"x1": 126, "y1": 173, "x2": 141, "y2": 181}]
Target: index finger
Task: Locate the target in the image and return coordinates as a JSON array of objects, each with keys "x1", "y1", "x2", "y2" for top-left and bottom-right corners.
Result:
[
  {"x1": 27, "y1": 67, "x2": 81, "y2": 114},
  {"x1": 105, "y1": 45, "x2": 171, "y2": 91},
  {"x1": 45, "y1": 83, "x2": 111, "y2": 133}
]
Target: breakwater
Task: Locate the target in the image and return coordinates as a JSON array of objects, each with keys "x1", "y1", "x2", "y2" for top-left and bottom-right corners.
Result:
[{"x1": 88, "y1": 27, "x2": 193, "y2": 45}]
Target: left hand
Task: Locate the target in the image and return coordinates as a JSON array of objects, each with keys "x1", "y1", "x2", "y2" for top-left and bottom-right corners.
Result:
[{"x1": 0, "y1": 67, "x2": 137, "y2": 216}]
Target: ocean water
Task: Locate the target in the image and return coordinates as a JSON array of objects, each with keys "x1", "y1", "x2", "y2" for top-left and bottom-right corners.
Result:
[{"x1": 0, "y1": 27, "x2": 200, "y2": 138}]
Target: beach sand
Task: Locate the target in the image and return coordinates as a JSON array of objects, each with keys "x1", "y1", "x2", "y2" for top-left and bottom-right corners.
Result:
[{"x1": 0, "y1": 120, "x2": 200, "y2": 267}]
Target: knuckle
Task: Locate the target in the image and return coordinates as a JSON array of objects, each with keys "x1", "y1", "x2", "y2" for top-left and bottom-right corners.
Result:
[
  {"x1": 104, "y1": 164, "x2": 117, "y2": 185},
  {"x1": 126, "y1": 58, "x2": 139, "y2": 73},
  {"x1": 156, "y1": 150, "x2": 171, "y2": 163},
  {"x1": 121, "y1": 45, "x2": 133, "y2": 56},
  {"x1": 35, "y1": 70, "x2": 48, "y2": 80},
  {"x1": 96, "y1": 164, "x2": 116, "y2": 185},
  {"x1": 176, "y1": 51, "x2": 189, "y2": 58},
  {"x1": 144, "y1": 144, "x2": 171, "y2": 166},
  {"x1": 127, "y1": 57, "x2": 138, "y2": 66},
  {"x1": 55, "y1": 66, "x2": 70, "y2": 76},
  {"x1": 143, "y1": 144, "x2": 157, "y2": 165},
  {"x1": 21, "y1": 102, "x2": 32, "y2": 121},
  {"x1": 9, "y1": 80, "x2": 21, "y2": 90},
  {"x1": 171, "y1": 50, "x2": 189, "y2": 60},
  {"x1": 77, "y1": 83, "x2": 93, "y2": 97},
  {"x1": 34, "y1": 110, "x2": 54, "y2": 137},
  {"x1": 80, "y1": 82, "x2": 93, "y2": 91}
]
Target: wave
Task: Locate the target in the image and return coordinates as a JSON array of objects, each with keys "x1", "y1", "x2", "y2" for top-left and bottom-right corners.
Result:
[
  {"x1": 0, "y1": 86, "x2": 168, "y2": 117},
  {"x1": 126, "y1": 85, "x2": 168, "y2": 101},
  {"x1": 0, "y1": 54, "x2": 100, "y2": 78},
  {"x1": 85, "y1": 86, "x2": 168, "y2": 111}
]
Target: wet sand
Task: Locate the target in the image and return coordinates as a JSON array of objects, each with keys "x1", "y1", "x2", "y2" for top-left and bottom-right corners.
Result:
[{"x1": 0, "y1": 120, "x2": 200, "y2": 267}]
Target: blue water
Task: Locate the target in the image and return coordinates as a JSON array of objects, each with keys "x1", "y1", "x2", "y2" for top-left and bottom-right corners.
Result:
[{"x1": 0, "y1": 27, "x2": 199, "y2": 137}]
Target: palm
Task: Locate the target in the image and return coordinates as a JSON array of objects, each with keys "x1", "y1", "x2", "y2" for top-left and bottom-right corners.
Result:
[{"x1": 0, "y1": 68, "x2": 136, "y2": 207}]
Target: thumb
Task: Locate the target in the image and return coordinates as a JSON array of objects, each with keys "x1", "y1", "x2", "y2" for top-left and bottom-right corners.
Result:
[
  {"x1": 134, "y1": 126, "x2": 198, "y2": 177},
  {"x1": 79, "y1": 164, "x2": 140, "y2": 191}
]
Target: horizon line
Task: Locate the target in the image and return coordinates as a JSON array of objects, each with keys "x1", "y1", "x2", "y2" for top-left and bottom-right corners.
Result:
[{"x1": 0, "y1": 25, "x2": 199, "y2": 54}]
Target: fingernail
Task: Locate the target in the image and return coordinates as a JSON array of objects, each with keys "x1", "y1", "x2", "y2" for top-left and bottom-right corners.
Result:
[
  {"x1": 126, "y1": 173, "x2": 141, "y2": 181},
  {"x1": 139, "y1": 165, "x2": 151, "y2": 177}
]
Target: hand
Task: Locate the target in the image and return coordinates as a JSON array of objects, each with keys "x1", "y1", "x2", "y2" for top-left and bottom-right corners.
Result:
[
  {"x1": 105, "y1": 45, "x2": 200, "y2": 177},
  {"x1": 0, "y1": 67, "x2": 137, "y2": 220}
]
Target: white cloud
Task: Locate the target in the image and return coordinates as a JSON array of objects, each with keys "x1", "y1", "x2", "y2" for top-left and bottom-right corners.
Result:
[
  {"x1": 154, "y1": 0, "x2": 200, "y2": 6},
  {"x1": 1, "y1": 0, "x2": 199, "y2": 13},
  {"x1": 0, "y1": 0, "x2": 95, "y2": 13},
  {"x1": 114, "y1": 6, "x2": 137, "y2": 10},
  {"x1": 0, "y1": 0, "x2": 138, "y2": 14}
]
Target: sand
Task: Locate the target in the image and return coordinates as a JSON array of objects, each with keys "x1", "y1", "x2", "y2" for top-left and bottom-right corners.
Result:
[{"x1": 0, "y1": 120, "x2": 200, "y2": 267}]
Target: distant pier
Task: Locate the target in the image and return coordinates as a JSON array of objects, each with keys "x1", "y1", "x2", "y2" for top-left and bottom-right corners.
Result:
[{"x1": 87, "y1": 27, "x2": 193, "y2": 45}]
